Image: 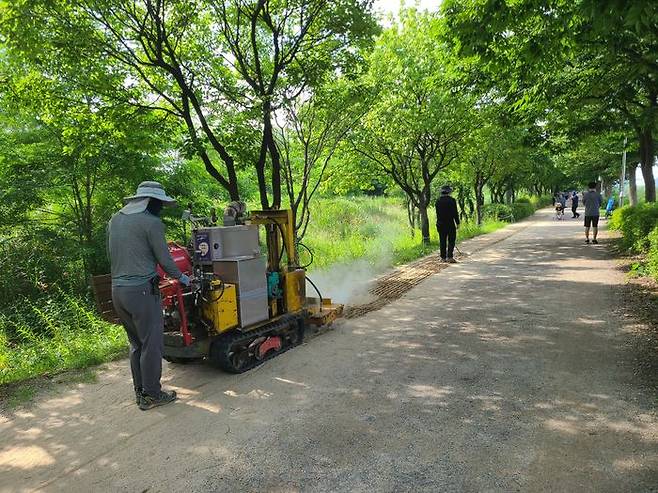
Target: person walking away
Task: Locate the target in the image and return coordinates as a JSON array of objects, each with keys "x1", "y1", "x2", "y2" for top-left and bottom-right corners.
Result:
[
  {"x1": 582, "y1": 182, "x2": 603, "y2": 244},
  {"x1": 435, "y1": 185, "x2": 460, "y2": 263},
  {"x1": 571, "y1": 190, "x2": 580, "y2": 218},
  {"x1": 108, "y1": 181, "x2": 191, "y2": 410}
]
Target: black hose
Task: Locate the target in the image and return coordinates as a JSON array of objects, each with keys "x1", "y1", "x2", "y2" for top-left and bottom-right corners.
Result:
[
  {"x1": 207, "y1": 279, "x2": 225, "y2": 302},
  {"x1": 304, "y1": 274, "x2": 323, "y2": 312},
  {"x1": 297, "y1": 241, "x2": 314, "y2": 269}
]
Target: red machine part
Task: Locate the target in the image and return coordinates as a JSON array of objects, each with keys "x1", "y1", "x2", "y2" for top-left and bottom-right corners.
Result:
[
  {"x1": 157, "y1": 242, "x2": 192, "y2": 279},
  {"x1": 257, "y1": 336, "x2": 282, "y2": 359},
  {"x1": 158, "y1": 243, "x2": 193, "y2": 346}
]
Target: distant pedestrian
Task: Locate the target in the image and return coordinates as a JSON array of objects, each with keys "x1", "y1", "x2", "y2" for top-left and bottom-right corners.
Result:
[
  {"x1": 582, "y1": 182, "x2": 603, "y2": 244},
  {"x1": 558, "y1": 193, "x2": 567, "y2": 208},
  {"x1": 108, "y1": 181, "x2": 191, "y2": 410},
  {"x1": 435, "y1": 185, "x2": 460, "y2": 263},
  {"x1": 571, "y1": 191, "x2": 580, "y2": 218},
  {"x1": 604, "y1": 197, "x2": 615, "y2": 219}
]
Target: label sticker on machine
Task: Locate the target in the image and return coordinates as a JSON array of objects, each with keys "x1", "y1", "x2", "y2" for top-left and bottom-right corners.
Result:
[{"x1": 195, "y1": 232, "x2": 211, "y2": 262}]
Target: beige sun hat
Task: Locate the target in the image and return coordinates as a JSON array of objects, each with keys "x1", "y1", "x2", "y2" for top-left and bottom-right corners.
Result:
[{"x1": 120, "y1": 181, "x2": 177, "y2": 214}]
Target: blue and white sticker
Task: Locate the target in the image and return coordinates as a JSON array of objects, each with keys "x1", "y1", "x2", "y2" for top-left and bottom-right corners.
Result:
[{"x1": 195, "y1": 232, "x2": 211, "y2": 261}]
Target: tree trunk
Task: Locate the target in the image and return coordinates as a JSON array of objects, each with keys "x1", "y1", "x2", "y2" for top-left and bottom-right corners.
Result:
[
  {"x1": 419, "y1": 204, "x2": 431, "y2": 246},
  {"x1": 456, "y1": 192, "x2": 466, "y2": 223},
  {"x1": 474, "y1": 179, "x2": 485, "y2": 226},
  {"x1": 263, "y1": 100, "x2": 282, "y2": 209},
  {"x1": 639, "y1": 128, "x2": 656, "y2": 202},
  {"x1": 629, "y1": 163, "x2": 638, "y2": 206},
  {"x1": 406, "y1": 197, "x2": 416, "y2": 237},
  {"x1": 466, "y1": 196, "x2": 475, "y2": 219}
]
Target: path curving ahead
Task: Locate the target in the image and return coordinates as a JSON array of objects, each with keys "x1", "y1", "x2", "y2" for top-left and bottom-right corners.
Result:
[{"x1": 1, "y1": 208, "x2": 657, "y2": 492}]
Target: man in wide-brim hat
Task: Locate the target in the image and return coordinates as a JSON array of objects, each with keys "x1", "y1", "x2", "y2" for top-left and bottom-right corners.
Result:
[
  {"x1": 435, "y1": 185, "x2": 460, "y2": 263},
  {"x1": 107, "y1": 181, "x2": 190, "y2": 410}
]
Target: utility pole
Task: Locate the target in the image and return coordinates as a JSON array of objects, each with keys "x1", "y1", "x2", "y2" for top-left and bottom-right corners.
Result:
[{"x1": 619, "y1": 137, "x2": 627, "y2": 207}]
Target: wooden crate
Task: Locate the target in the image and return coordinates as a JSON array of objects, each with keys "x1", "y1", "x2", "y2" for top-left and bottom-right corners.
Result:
[{"x1": 90, "y1": 274, "x2": 120, "y2": 324}]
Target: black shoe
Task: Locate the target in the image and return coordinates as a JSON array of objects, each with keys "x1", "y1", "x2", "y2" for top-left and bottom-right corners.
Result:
[
  {"x1": 585, "y1": 239, "x2": 590, "y2": 244},
  {"x1": 139, "y1": 390, "x2": 177, "y2": 411},
  {"x1": 592, "y1": 239, "x2": 598, "y2": 244},
  {"x1": 440, "y1": 257, "x2": 447, "y2": 262},
  {"x1": 135, "y1": 387, "x2": 143, "y2": 405},
  {"x1": 447, "y1": 258, "x2": 457, "y2": 263}
]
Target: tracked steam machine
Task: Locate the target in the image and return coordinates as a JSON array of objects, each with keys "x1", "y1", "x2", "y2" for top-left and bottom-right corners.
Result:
[{"x1": 157, "y1": 209, "x2": 342, "y2": 373}]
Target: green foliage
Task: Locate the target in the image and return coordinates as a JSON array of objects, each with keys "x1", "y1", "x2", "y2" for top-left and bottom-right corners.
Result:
[
  {"x1": 529, "y1": 195, "x2": 554, "y2": 209},
  {"x1": 647, "y1": 227, "x2": 658, "y2": 281},
  {"x1": 483, "y1": 203, "x2": 514, "y2": 222},
  {"x1": 0, "y1": 290, "x2": 126, "y2": 385},
  {"x1": 1, "y1": 0, "x2": 380, "y2": 206},
  {"x1": 303, "y1": 197, "x2": 407, "y2": 269},
  {"x1": 510, "y1": 202, "x2": 535, "y2": 220},
  {"x1": 483, "y1": 195, "x2": 551, "y2": 222},
  {"x1": 609, "y1": 203, "x2": 658, "y2": 253},
  {"x1": 609, "y1": 203, "x2": 658, "y2": 282},
  {"x1": 0, "y1": 230, "x2": 86, "y2": 308}
]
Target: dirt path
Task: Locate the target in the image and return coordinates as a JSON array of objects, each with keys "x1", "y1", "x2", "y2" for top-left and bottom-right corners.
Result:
[{"x1": 1, "y1": 209, "x2": 657, "y2": 492}]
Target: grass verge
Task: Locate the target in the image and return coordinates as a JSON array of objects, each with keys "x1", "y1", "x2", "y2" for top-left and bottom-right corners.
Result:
[{"x1": 0, "y1": 289, "x2": 127, "y2": 387}]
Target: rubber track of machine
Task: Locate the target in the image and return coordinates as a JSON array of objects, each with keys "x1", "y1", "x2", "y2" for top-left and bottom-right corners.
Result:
[{"x1": 210, "y1": 315, "x2": 302, "y2": 373}]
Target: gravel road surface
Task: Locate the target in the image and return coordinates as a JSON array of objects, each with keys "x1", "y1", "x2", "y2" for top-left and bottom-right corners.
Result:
[{"x1": 1, "y1": 208, "x2": 657, "y2": 492}]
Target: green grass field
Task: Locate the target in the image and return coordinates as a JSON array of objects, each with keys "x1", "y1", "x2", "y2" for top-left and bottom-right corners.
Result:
[{"x1": 0, "y1": 196, "x2": 510, "y2": 388}]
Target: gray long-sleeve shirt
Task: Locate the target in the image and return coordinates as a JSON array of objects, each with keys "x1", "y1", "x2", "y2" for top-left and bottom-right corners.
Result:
[{"x1": 107, "y1": 211, "x2": 183, "y2": 287}]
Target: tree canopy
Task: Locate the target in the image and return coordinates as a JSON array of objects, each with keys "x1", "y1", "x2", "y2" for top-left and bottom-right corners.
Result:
[{"x1": 0, "y1": 0, "x2": 653, "y2": 285}]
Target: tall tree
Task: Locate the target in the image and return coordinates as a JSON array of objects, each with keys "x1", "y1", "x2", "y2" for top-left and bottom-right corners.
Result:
[
  {"x1": 1, "y1": 0, "x2": 378, "y2": 209},
  {"x1": 443, "y1": 0, "x2": 658, "y2": 202},
  {"x1": 352, "y1": 10, "x2": 471, "y2": 244},
  {"x1": 276, "y1": 79, "x2": 368, "y2": 241}
]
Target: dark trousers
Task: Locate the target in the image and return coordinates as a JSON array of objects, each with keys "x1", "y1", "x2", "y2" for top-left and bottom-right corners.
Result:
[
  {"x1": 112, "y1": 283, "x2": 164, "y2": 396},
  {"x1": 438, "y1": 225, "x2": 457, "y2": 259},
  {"x1": 572, "y1": 205, "x2": 579, "y2": 217}
]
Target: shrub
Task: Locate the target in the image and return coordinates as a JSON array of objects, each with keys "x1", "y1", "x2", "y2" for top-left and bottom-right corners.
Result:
[
  {"x1": 646, "y1": 225, "x2": 658, "y2": 281},
  {"x1": 511, "y1": 202, "x2": 535, "y2": 220},
  {"x1": 483, "y1": 203, "x2": 513, "y2": 221},
  {"x1": 609, "y1": 203, "x2": 658, "y2": 253},
  {"x1": 533, "y1": 195, "x2": 554, "y2": 208}
]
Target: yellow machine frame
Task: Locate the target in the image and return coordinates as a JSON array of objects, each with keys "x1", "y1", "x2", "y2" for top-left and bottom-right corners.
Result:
[{"x1": 248, "y1": 209, "x2": 305, "y2": 315}]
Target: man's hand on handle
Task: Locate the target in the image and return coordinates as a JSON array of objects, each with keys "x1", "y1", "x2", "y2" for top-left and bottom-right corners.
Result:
[{"x1": 179, "y1": 274, "x2": 191, "y2": 287}]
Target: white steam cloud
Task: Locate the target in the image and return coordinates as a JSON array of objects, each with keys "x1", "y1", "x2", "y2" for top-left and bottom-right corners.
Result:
[{"x1": 306, "y1": 259, "x2": 390, "y2": 306}]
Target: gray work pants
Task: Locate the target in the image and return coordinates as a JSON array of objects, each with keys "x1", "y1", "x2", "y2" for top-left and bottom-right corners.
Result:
[{"x1": 112, "y1": 283, "x2": 164, "y2": 397}]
